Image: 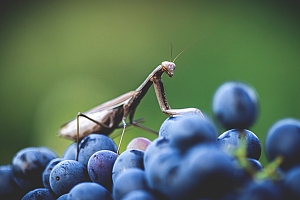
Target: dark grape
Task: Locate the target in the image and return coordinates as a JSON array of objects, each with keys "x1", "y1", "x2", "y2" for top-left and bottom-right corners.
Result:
[
  {"x1": 165, "y1": 144, "x2": 237, "y2": 199},
  {"x1": 0, "y1": 165, "x2": 24, "y2": 199},
  {"x1": 62, "y1": 143, "x2": 77, "y2": 160},
  {"x1": 42, "y1": 158, "x2": 65, "y2": 190},
  {"x1": 57, "y1": 193, "x2": 68, "y2": 200},
  {"x1": 78, "y1": 134, "x2": 117, "y2": 166},
  {"x1": 217, "y1": 129, "x2": 261, "y2": 160},
  {"x1": 49, "y1": 160, "x2": 89, "y2": 196},
  {"x1": 121, "y1": 190, "x2": 156, "y2": 200},
  {"x1": 248, "y1": 158, "x2": 263, "y2": 171},
  {"x1": 67, "y1": 182, "x2": 112, "y2": 200},
  {"x1": 145, "y1": 146, "x2": 182, "y2": 197},
  {"x1": 239, "y1": 180, "x2": 282, "y2": 200},
  {"x1": 143, "y1": 137, "x2": 170, "y2": 171},
  {"x1": 265, "y1": 118, "x2": 300, "y2": 170},
  {"x1": 167, "y1": 114, "x2": 218, "y2": 152},
  {"x1": 113, "y1": 168, "x2": 149, "y2": 200},
  {"x1": 12, "y1": 147, "x2": 57, "y2": 192},
  {"x1": 21, "y1": 188, "x2": 57, "y2": 200},
  {"x1": 231, "y1": 158, "x2": 263, "y2": 189},
  {"x1": 112, "y1": 149, "x2": 144, "y2": 183},
  {"x1": 36, "y1": 147, "x2": 58, "y2": 160},
  {"x1": 212, "y1": 81, "x2": 259, "y2": 129},
  {"x1": 283, "y1": 165, "x2": 300, "y2": 199},
  {"x1": 87, "y1": 150, "x2": 117, "y2": 191},
  {"x1": 159, "y1": 115, "x2": 185, "y2": 138}
]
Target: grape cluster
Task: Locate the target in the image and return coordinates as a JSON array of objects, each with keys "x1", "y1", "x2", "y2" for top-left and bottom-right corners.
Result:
[{"x1": 1, "y1": 81, "x2": 300, "y2": 199}]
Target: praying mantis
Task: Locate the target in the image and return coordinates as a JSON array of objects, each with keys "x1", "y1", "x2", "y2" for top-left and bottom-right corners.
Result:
[{"x1": 58, "y1": 40, "x2": 203, "y2": 158}]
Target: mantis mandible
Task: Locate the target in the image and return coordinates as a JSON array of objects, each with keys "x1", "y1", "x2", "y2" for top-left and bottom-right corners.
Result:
[{"x1": 58, "y1": 39, "x2": 203, "y2": 158}]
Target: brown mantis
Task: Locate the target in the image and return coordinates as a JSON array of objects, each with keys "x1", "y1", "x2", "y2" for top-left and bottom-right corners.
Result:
[{"x1": 58, "y1": 40, "x2": 203, "y2": 159}]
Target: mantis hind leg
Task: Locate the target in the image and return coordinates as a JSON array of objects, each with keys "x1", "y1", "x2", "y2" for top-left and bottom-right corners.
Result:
[
  {"x1": 131, "y1": 121, "x2": 158, "y2": 135},
  {"x1": 75, "y1": 112, "x2": 113, "y2": 161},
  {"x1": 117, "y1": 119, "x2": 127, "y2": 155},
  {"x1": 114, "y1": 118, "x2": 158, "y2": 155},
  {"x1": 115, "y1": 118, "x2": 158, "y2": 134},
  {"x1": 114, "y1": 115, "x2": 158, "y2": 155}
]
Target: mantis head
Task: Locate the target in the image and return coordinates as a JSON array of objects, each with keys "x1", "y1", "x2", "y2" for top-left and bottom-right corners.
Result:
[
  {"x1": 161, "y1": 38, "x2": 203, "y2": 78},
  {"x1": 161, "y1": 61, "x2": 176, "y2": 77}
]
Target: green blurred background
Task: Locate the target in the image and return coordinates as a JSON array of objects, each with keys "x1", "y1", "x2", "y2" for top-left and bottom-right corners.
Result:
[{"x1": 0, "y1": 1, "x2": 299, "y2": 166}]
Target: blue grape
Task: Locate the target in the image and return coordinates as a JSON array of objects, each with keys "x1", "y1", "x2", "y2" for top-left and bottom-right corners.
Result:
[
  {"x1": 159, "y1": 113, "x2": 205, "y2": 138},
  {"x1": 212, "y1": 81, "x2": 259, "y2": 129},
  {"x1": 0, "y1": 165, "x2": 24, "y2": 199},
  {"x1": 248, "y1": 158, "x2": 263, "y2": 171},
  {"x1": 87, "y1": 150, "x2": 117, "y2": 191},
  {"x1": 67, "y1": 182, "x2": 112, "y2": 200},
  {"x1": 164, "y1": 114, "x2": 217, "y2": 152},
  {"x1": 283, "y1": 166, "x2": 300, "y2": 199},
  {"x1": 113, "y1": 168, "x2": 149, "y2": 200},
  {"x1": 37, "y1": 146, "x2": 58, "y2": 160},
  {"x1": 112, "y1": 149, "x2": 144, "y2": 183},
  {"x1": 49, "y1": 160, "x2": 90, "y2": 196},
  {"x1": 231, "y1": 162, "x2": 252, "y2": 190},
  {"x1": 78, "y1": 134, "x2": 117, "y2": 166},
  {"x1": 159, "y1": 115, "x2": 185, "y2": 138},
  {"x1": 143, "y1": 137, "x2": 170, "y2": 171},
  {"x1": 12, "y1": 147, "x2": 57, "y2": 192},
  {"x1": 265, "y1": 118, "x2": 300, "y2": 170},
  {"x1": 239, "y1": 180, "x2": 282, "y2": 200},
  {"x1": 231, "y1": 158, "x2": 263, "y2": 189},
  {"x1": 57, "y1": 193, "x2": 68, "y2": 200},
  {"x1": 62, "y1": 143, "x2": 77, "y2": 160},
  {"x1": 121, "y1": 190, "x2": 157, "y2": 200},
  {"x1": 42, "y1": 158, "x2": 65, "y2": 190},
  {"x1": 145, "y1": 146, "x2": 182, "y2": 197},
  {"x1": 166, "y1": 144, "x2": 237, "y2": 199},
  {"x1": 217, "y1": 129, "x2": 261, "y2": 160},
  {"x1": 21, "y1": 188, "x2": 57, "y2": 200}
]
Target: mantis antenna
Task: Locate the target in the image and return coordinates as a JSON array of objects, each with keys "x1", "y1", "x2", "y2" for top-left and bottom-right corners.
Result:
[
  {"x1": 172, "y1": 37, "x2": 205, "y2": 62},
  {"x1": 170, "y1": 43, "x2": 173, "y2": 62}
]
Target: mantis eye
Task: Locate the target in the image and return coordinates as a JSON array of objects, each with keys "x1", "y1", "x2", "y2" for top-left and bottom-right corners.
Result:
[{"x1": 168, "y1": 63, "x2": 176, "y2": 71}]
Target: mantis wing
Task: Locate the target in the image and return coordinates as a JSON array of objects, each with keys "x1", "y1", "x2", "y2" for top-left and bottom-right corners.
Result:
[
  {"x1": 59, "y1": 109, "x2": 114, "y2": 140},
  {"x1": 85, "y1": 91, "x2": 136, "y2": 113},
  {"x1": 58, "y1": 91, "x2": 137, "y2": 140}
]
